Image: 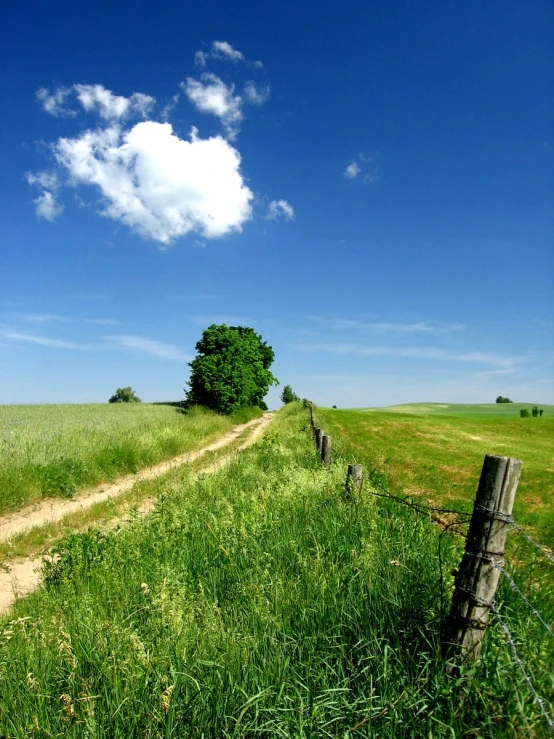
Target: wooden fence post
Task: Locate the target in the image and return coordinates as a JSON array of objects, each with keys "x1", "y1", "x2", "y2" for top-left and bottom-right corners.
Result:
[
  {"x1": 442, "y1": 454, "x2": 522, "y2": 665},
  {"x1": 315, "y1": 428, "x2": 323, "y2": 452},
  {"x1": 345, "y1": 464, "x2": 364, "y2": 496},
  {"x1": 321, "y1": 435, "x2": 331, "y2": 468}
]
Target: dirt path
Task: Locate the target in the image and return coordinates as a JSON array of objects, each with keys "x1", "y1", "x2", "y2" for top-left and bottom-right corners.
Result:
[{"x1": 0, "y1": 413, "x2": 272, "y2": 615}]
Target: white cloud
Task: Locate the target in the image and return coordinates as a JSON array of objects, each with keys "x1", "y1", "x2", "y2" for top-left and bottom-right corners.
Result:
[
  {"x1": 37, "y1": 84, "x2": 155, "y2": 120},
  {"x1": 244, "y1": 81, "x2": 270, "y2": 105},
  {"x1": 183, "y1": 74, "x2": 242, "y2": 139},
  {"x1": 195, "y1": 41, "x2": 245, "y2": 66},
  {"x1": 26, "y1": 170, "x2": 59, "y2": 190},
  {"x1": 33, "y1": 191, "x2": 64, "y2": 222},
  {"x1": 329, "y1": 318, "x2": 462, "y2": 335},
  {"x1": 26, "y1": 170, "x2": 64, "y2": 221},
  {"x1": 266, "y1": 200, "x2": 294, "y2": 221},
  {"x1": 106, "y1": 335, "x2": 188, "y2": 361},
  {"x1": 212, "y1": 41, "x2": 244, "y2": 61},
  {"x1": 84, "y1": 318, "x2": 121, "y2": 326},
  {"x1": 295, "y1": 342, "x2": 518, "y2": 368},
  {"x1": 74, "y1": 84, "x2": 155, "y2": 120},
  {"x1": 36, "y1": 86, "x2": 75, "y2": 117},
  {"x1": 53, "y1": 121, "x2": 253, "y2": 244},
  {"x1": 343, "y1": 154, "x2": 379, "y2": 183},
  {"x1": 195, "y1": 51, "x2": 208, "y2": 67},
  {"x1": 2, "y1": 332, "x2": 89, "y2": 350},
  {"x1": 343, "y1": 162, "x2": 361, "y2": 179},
  {"x1": 15, "y1": 313, "x2": 65, "y2": 323}
]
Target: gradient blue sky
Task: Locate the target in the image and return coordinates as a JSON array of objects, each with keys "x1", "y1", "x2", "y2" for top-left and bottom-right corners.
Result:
[{"x1": 1, "y1": 0, "x2": 552, "y2": 408}]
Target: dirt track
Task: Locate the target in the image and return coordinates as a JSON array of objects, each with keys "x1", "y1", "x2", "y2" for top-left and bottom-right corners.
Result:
[{"x1": 0, "y1": 413, "x2": 272, "y2": 614}]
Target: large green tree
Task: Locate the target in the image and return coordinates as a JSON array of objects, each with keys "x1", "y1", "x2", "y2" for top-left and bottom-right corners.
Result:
[{"x1": 185, "y1": 324, "x2": 278, "y2": 414}]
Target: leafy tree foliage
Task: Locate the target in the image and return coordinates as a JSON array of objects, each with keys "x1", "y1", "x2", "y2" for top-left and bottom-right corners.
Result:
[
  {"x1": 109, "y1": 387, "x2": 141, "y2": 403},
  {"x1": 496, "y1": 396, "x2": 513, "y2": 403},
  {"x1": 280, "y1": 385, "x2": 300, "y2": 404},
  {"x1": 185, "y1": 324, "x2": 278, "y2": 415}
]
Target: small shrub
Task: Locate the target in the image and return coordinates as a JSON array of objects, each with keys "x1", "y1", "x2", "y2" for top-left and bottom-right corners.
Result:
[{"x1": 520, "y1": 408, "x2": 530, "y2": 418}]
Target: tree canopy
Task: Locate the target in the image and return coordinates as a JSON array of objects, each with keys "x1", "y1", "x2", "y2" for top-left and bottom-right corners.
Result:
[
  {"x1": 280, "y1": 385, "x2": 300, "y2": 404},
  {"x1": 496, "y1": 396, "x2": 513, "y2": 404},
  {"x1": 185, "y1": 324, "x2": 278, "y2": 415},
  {"x1": 109, "y1": 387, "x2": 141, "y2": 403}
]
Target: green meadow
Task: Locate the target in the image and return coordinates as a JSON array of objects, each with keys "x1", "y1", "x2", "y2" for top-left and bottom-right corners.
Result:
[
  {"x1": 0, "y1": 403, "x2": 261, "y2": 515},
  {"x1": 318, "y1": 403, "x2": 554, "y2": 547},
  {"x1": 1, "y1": 403, "x2": 552, "y2": 737}
]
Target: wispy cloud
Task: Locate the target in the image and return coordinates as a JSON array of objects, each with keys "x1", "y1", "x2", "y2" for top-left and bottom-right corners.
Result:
[
  {"x1": 266, "y1": 199, "x2": 294, "y2": 221},
  {"x1": 26, "y1": 170, "x2": 63, "y2": 222},
  {"x1": 14, "y1": 312, "x2": 65, "y2": 323},
  {"x1": 2, "y1": 332, "x2": 91, "y2": 350},
  {"x1": 329, "y1": 318, "x2": 463, "y2": 335},
  {"x1": 106, "y1": 335, "x2": 189, "y2": 361},
  {"x1": 342, "y1": 154, "x2": 379, "y2": 183},
  {"x1": 195, "y1": 41, "x2": 245, "y2": 67},
  {"x1": 244, "y1": 81, "x2": 270, "y2": 105},
  {"x1": 37, "y1": 83, "x2": 155, "y2": 120},
  {"x1": 294, "y1": 342, "x2": 519, "y2": 369},
  {"x1": 84, "y1": 318, "x2": 121, "y2": 326},
  {"x1": 183, "y1": 74, "x2": 243, "y2": 139}
]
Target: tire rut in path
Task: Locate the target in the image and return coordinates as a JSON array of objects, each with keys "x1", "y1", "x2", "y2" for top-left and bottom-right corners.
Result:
[{"x1": 0, "y1": 413, "x2": 272, "y2": 615}]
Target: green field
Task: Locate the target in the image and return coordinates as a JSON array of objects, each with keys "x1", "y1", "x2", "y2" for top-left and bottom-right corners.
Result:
[
  {"x1": 351, "y1": 402, "x2": 554, "y2": 418},
  {"x1": 1, "y1": 403, "x2": 552, "y2": 736},
  {"x1": 318, "y1": 404, "x2": 554, "y2": 547},
  {"x1": 0, "y1": 403, "x2": 261, "y2": 515}
]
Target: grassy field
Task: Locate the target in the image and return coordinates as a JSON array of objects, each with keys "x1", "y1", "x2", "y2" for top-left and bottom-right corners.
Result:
[
  {"x1": 318, "y1": 404, "x2": 554, "y2": 548},
  {"x1": 0, "y1": 403, "x2": 262, "y2": 515},
  {"x1": 0, "y1": 404, "x2": 551, "y2": 736},
  {"x1": 352, "y1": 402, "x2": 554, "y2": 418}
]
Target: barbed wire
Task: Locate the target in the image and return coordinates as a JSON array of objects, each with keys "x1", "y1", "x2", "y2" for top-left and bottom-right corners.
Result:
[
  {"x1": 491, "y1": 603, "x2": 554, "y2": 734},
  {"x1": 496, "y1": 565, "x2": 554, "y2": 639},
  {"x1": 510, "y1": 523, "x2": 554, "y2": 565}
]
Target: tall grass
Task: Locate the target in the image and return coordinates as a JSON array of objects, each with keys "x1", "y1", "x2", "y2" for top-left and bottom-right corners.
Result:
[
  {"x1": 0, "y1": 404, "x2": 262, "y2": 514},
  {"x1": 0, "y1": 404, "x2": 550, "y2": 736}
]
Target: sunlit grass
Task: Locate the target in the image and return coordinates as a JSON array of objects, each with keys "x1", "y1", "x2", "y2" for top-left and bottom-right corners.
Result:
[
  {"x1": 318, "y1": 407, "x2": 554, "y2": 547},
  {"x1": 0, "y1": 404, "x2": 551, "y2": 736},
  {"x1": 0, "y1": 403, "x2": 262, "y2": 515}
]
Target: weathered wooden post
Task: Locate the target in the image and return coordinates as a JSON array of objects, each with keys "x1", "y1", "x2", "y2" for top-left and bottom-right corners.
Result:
[
  {"x1": 315, "y1": 428, "x2": 323, "y2": 452},
  {"x1": 345, "y1": 464, "x2": 363, "y2": 496},
  {"x1": 321, "y1": 435, "x2": 331, "y2": 468},
  {"x1": 443, "y1": 454, "x2": 522, "y2": 666}
]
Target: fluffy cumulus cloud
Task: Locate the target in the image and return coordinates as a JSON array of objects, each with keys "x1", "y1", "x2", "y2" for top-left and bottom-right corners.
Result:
[
  {"x1": 183, "y1": 74, "x2": 242, "y2": 139},
  {"x1": 29, "y1": 47, "x2": 290, "y2": 243},
  {"x1": 53, "y1": 121, "x2": 253, "y2": 244},
  {"x1": 266, "y1": 200, "x2": 294, "y2": 221}
]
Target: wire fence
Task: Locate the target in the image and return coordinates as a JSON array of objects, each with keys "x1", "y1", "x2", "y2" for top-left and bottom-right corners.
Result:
[{"x1": 310, "y1": 406, "x2": 554, "y2": 734}]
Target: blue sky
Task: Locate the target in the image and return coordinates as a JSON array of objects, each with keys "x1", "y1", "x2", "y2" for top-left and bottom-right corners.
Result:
[{"x1": 1, "y1": 0, "x2": 552, "y2": 408}]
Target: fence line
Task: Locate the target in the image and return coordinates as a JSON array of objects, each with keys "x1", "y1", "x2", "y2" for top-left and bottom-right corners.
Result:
[
  {"x1": 491, "y1": 604, "x2": 554, "y2": 734},
  {"x1": 309, "y1": 403, "x2": 554, "y2": 733},
  {"x1": 497, "y1": 564, "x2": 554, "y2": 639},
  {"x1": 511, "y1": 523, "x2": 554, "y2": 565}
]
